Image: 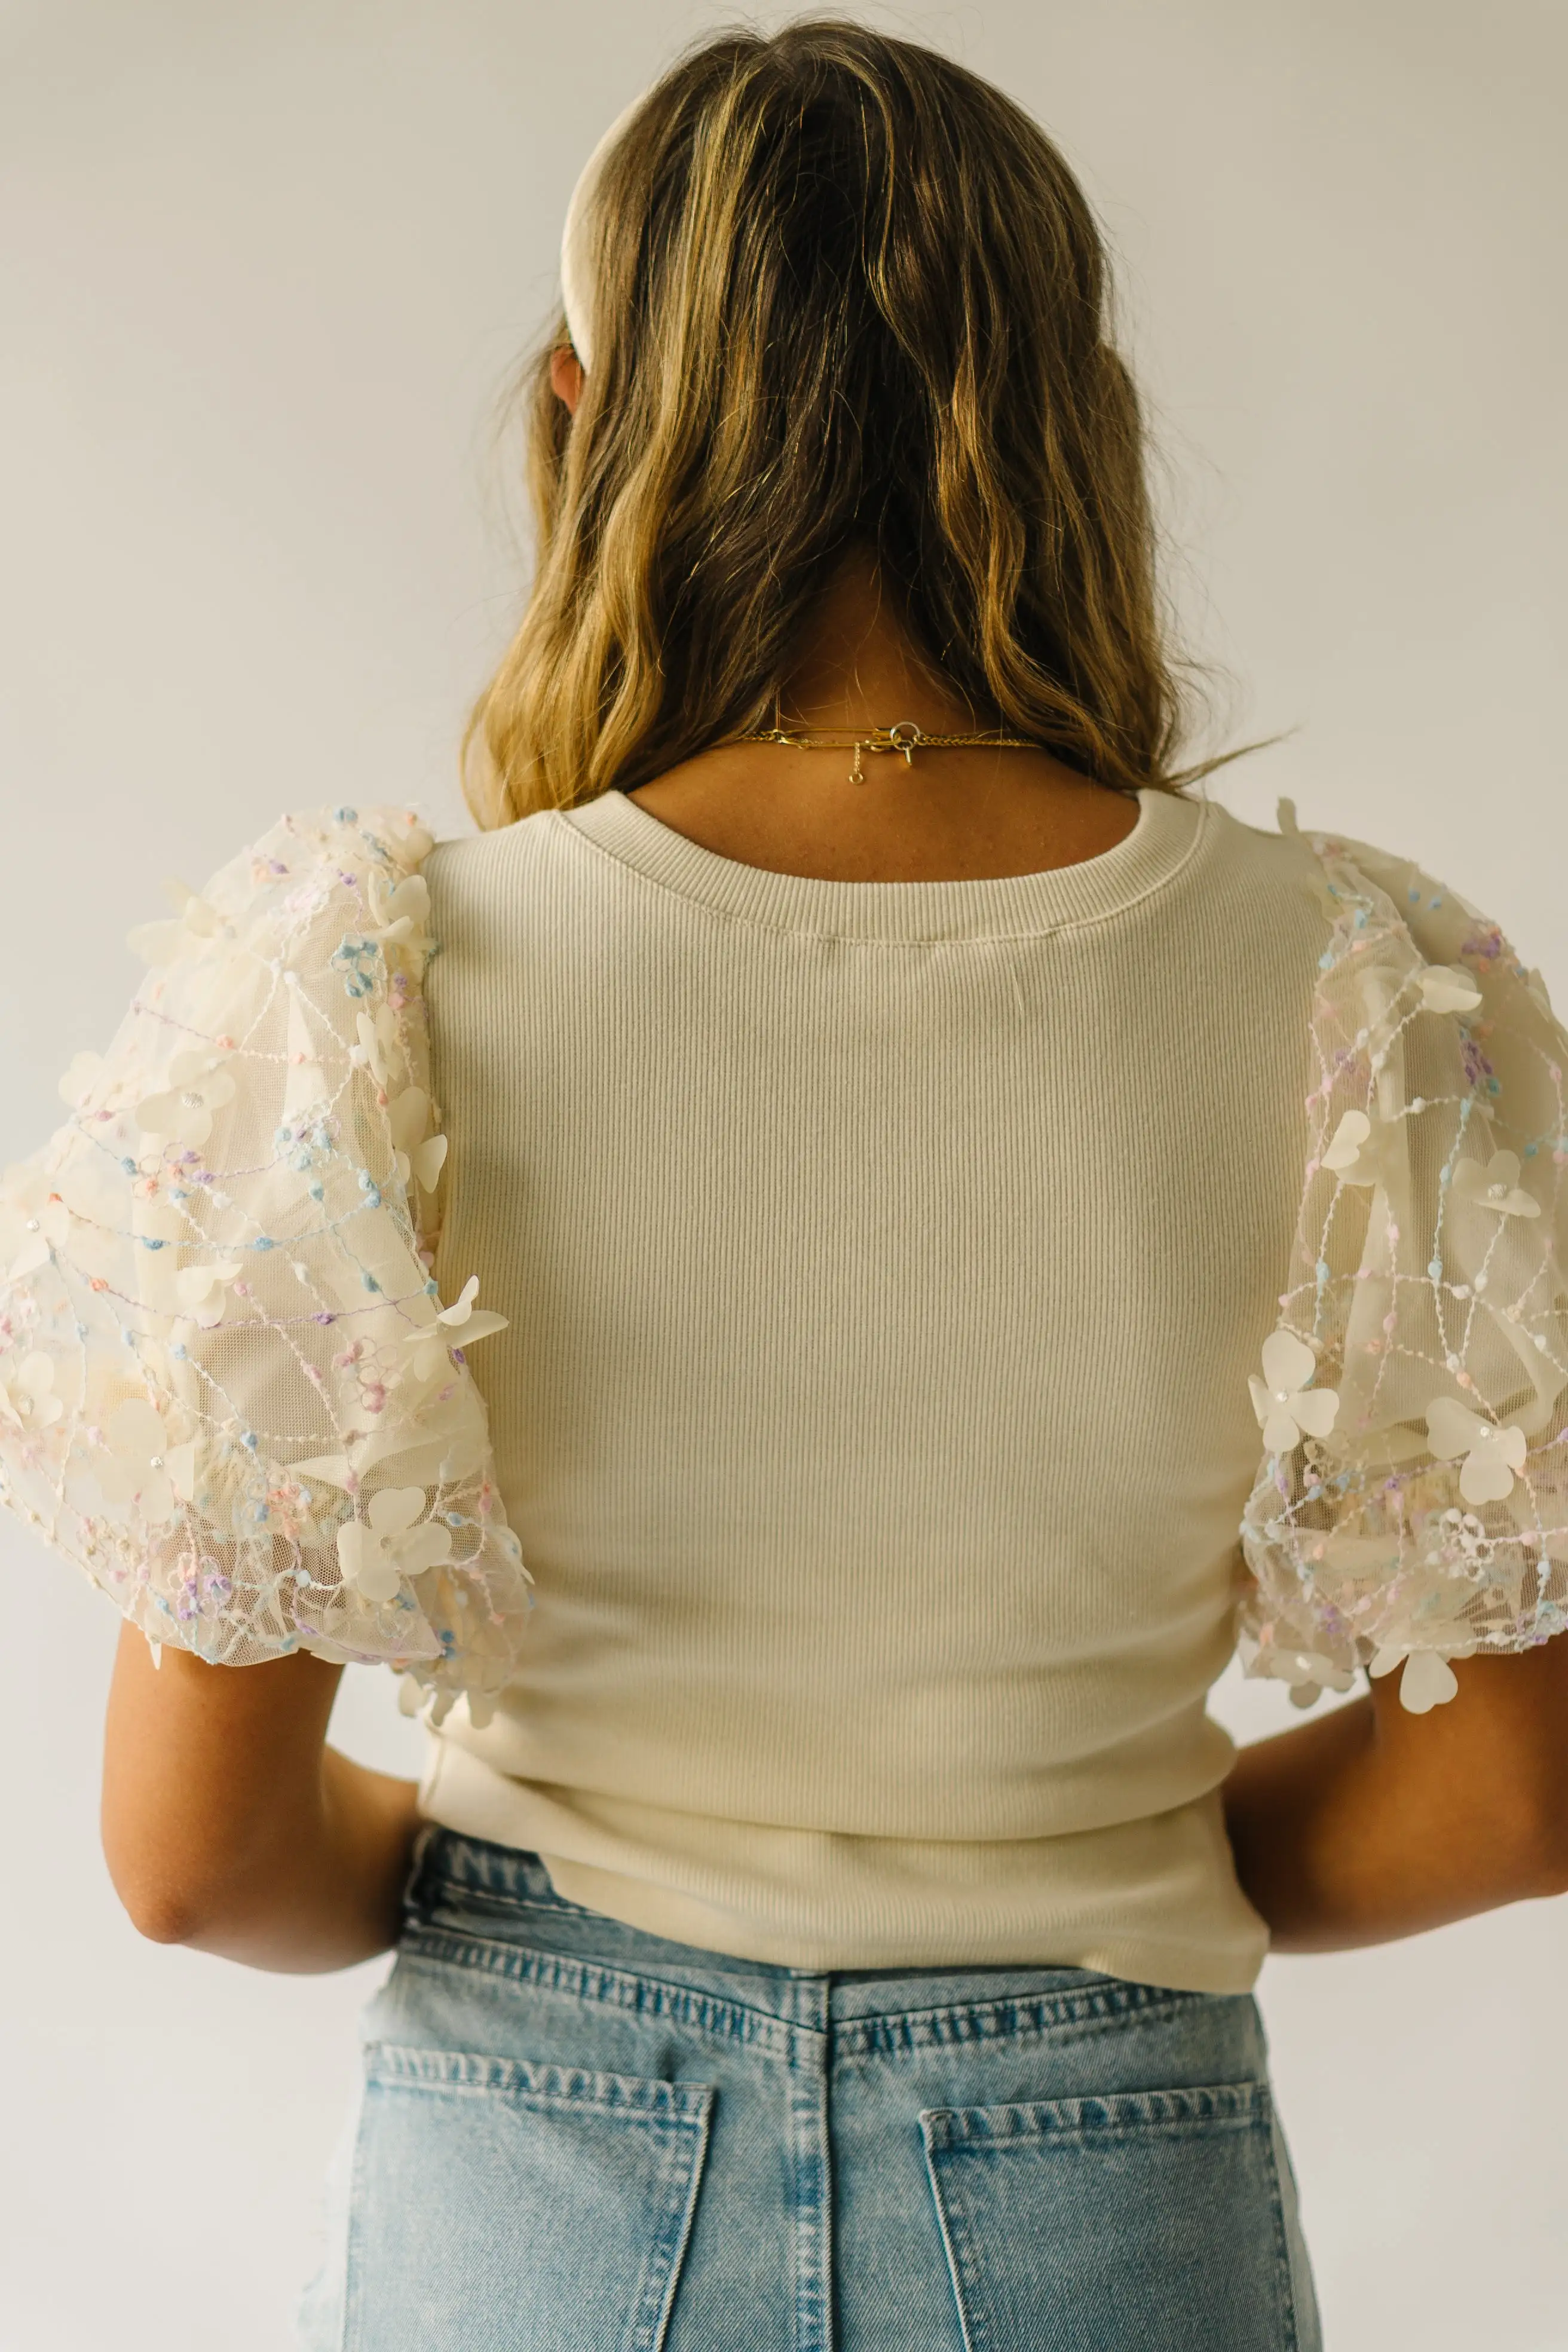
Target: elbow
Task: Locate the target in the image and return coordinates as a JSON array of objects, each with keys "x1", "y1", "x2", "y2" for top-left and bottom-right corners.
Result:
[
  {"x1": 101, "y1": 1822, "x2": 235, "y2": 1949},
  {"x1": 117, "y1": 1884, "x2": 209, "y2": 1947},
  {"x1": 1489, "y1": 1771, "x2": 1568, "y2": 1905},
  {"x1": 1509, "y1": 1728, "x2": 1568, "y2": 1900},
  {"x1": 1531, "y1": 1805, "x2": 1568, "y2": 1902},
  {"x1": 106, "y1": 1855, "x2": 219, "y2": 1947}
]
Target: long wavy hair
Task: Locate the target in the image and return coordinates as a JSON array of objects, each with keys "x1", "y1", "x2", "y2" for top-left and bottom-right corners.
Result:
[{"x1": 465, "y1": 20, "x2": 1206, "y2": 826}]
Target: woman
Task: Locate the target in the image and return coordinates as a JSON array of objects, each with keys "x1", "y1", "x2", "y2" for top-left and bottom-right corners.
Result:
[{"x1": 4, "y1": 21, "x2": 1566, "y2": 2350}]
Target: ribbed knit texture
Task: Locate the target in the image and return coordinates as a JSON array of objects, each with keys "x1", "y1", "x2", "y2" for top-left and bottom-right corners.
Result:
[{"x1": 418, "y1": 786, "x2": 1328, "y2": 1991}]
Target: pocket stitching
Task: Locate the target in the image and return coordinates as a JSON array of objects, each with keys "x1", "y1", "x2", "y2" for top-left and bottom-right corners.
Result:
[
  {"x1": 630, "y1": 2093, "x2": 713, "y2": 2352},
  {"x1": 365, "y1": 2038, "x2": 715, "y2": 2124},
  {"x1": 1261, "y1": 2103, "x2": 1302, "y2": 2352},
  {"x1": 920, "y1": 2077, "x2": 1293, "y2": 2352},
  {"x1": 923, "y1": 2143, "x2": 990, "y2": 2352},
  {"x1": 342, "y1": 2046, "x2": 716, "y2": 2352},
  {"x1": 919, "y1": 2076, "x2": 1270, "y2": 2149}
]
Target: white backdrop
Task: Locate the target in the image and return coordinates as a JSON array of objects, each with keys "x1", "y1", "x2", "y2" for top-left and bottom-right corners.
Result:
[{"x1": 2, "y1": 4, "x2": 1565, "y2": 2347}]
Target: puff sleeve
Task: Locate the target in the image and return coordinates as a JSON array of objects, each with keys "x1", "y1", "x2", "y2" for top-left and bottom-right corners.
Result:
[
  {"x1": 0, "y1": 804, "x2": 531, "y2": 1723},
  {"x1": 1240, "y1": 806, "x2": 1568, "y2": 1713}
]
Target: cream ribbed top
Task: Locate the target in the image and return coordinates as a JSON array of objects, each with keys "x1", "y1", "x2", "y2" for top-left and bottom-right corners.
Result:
[{"x1": 417, "y1": 784, "x2": 1328, "y2": 1992}]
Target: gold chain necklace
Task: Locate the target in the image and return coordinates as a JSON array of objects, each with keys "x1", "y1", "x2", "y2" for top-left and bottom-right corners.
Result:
[{"x1": 738, "y1": 716, "x2": 1039, "y2": 786}]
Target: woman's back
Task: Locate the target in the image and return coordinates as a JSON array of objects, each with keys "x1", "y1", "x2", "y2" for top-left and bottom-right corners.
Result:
[{"x1": 420, "y1": 780, "x2": 1327, "y2": 1984}]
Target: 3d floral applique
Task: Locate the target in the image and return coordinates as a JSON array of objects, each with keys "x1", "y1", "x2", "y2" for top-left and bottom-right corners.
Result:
[
  {"x1": 353, "y1": 1007, "x2": 400, "y2": 1089},
  {"x1": 0, "y1": 1352, "x2": 64, "y2": 1434},
  {"x1": 336, "y1": 1486, "x2": 452, "y2": 1603},
  {"x1": 136, "y1": 1051, "x2": 237, "y2": 1147},
  {"x1": 1249, "y1": 1330, "x2": 1339, "y2": 1454},
  {"x1": 1371, "y1": 1646, "x2": 1460, "y2": 1714},
  {"x1": 0, "y1": 1167, "x2": 70, "y2": 1279},
  {"x1": 1321, "y1": 1110, "x2": 1381, "y2": 1184},
  {"x1": 408, "y1": 1132, "x2": 449, "y2": 1195},
  {"x1": 365, "y1": 871, "x2": 431, "y2": 948},
  {"x1": 403, "y1": 1275, "x2": 509, "y2": 1383},
  {"x1": 389, "y1": 1085, "x2": 448, "y2": 1196},
  {"x1": 1418, "y1": 964, "x2": 1483, "y2": 1015},
  {"x1": 1424, "y1": 1397, "x2": 1527, "y2": 1504},
  {"x1": 56, "y1": 1051, "x2": 103, "y2": 1110},
  {"x1": 96, "y1": 1400, "x2": 195, "y2": 1526},
  {"x1": 1241, "y1": 813, "x2": 1568, "y2": 1717},
  {"x1": 0, "y1": 804, "x2": 532, "y2": 1717},
  {"x1": 1448, "y1": 1149, "x2": 1540, "y2": 1218},
  {"x1": 126, "y1": 878, "x2": 226, "y2": 965},
  {"x1": 174, "y1": 1259, "x2": 244, "y2": 1328}
]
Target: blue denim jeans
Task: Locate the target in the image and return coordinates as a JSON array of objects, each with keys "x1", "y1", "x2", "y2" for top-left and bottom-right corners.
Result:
[{"x1": 299, "y1": 1829, "x2": 1320, "y2": 2351}]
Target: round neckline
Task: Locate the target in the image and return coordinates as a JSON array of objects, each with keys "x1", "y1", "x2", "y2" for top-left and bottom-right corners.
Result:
[{"x1": 555, "y1": 785, "x2": 1207, "y2": 942}]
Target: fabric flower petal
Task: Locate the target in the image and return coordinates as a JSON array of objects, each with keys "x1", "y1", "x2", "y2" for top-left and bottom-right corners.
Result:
[
  {"x1": 107, "y1": 1399, "x2": 167, "y2": 1460},
  {"x1": 7, "y1": 1232, "x2": 53, "y2": 1280},
  {"x1": 1451, "y1": 1151, "x2": 1540, "y2": 1219},
  {"x1": 292, "y1": 1454, "x2": 353, "y2": 1489},
  {"x1": 396, "y1": 1522, "x2": 454, "y2": 1576},
  {"x1": 413, "y1": 1134, "x2": 449, "y2": 1192},
  {"x1": 164, "y1": 1441, "x2": 197, "y2": 1503},
  {"x1": 1459, "y1": 1448, "x2": 1515, "y2": 1505},
  {"x1": 368, "y1": 1485, "x2": 426, "y2": 1538},
  {"x1": 1260, "y1": 1401, "x2": 1302, "y2": 1455},
  {"x1": 138, "y1": 1468, "x2": 179, "y2": 1525},
  {"x1": 1322, "y1": 1110, "x2": 1371, "y2": 1173},
  {"x1": 449, "y1": 1309, "x2": 507, "y2": 1347},
  {"x1": 1425, "y1": 1396, "x2": 1482, "y2": 1460},
  {"x1": 1289, "y1": 1386, "x2": 1339, "y2": 1440},
  {"x1": 351, "y1": 1550, "x2": 403, "y2": 1604},
  {"x1": 57, "y1": 1051, "x2": 104, "y2": 1108},
  {"x1": 1259, "y1": 1329, "x2": 1315, "y2": 1396},
  {"x1": 388, "y1": 1086, "x2": 430, "y2": 1154},
  {"x1": 1419, "y1": 965, "x2": 1482, "y2": 1015},
  {"x1": 336, "y1": 1517, "x2": 415, "y2": 1602},
  {"x1": 1399, "y1": 1651, "x2": 1460, "y2": 1713},
  {"x1": 439, "y1": 1274, "x2": 482, "y2": 1327}
]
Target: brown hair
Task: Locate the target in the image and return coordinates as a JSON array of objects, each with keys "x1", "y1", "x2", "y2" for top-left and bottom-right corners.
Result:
[{"x1": 466, "y1": 20, "x2": 1203, "y2": 826}]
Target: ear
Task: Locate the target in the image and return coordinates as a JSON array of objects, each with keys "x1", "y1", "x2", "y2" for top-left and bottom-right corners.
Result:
[{"x1": 550, "y1": 345, "x2": 585, "y2": 415}]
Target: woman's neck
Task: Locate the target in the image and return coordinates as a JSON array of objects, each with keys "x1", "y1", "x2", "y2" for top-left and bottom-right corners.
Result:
[
  {"x1": 627, "y1": 550, "x2": 1141, "y2": 884},
  {"x1": 771, "y1": 547, "x2": 988, "y2": 737}
]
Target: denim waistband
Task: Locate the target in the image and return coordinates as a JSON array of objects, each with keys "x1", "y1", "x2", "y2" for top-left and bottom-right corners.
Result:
[{"x1": 403, "y1": 1826, "x2": 1218, "y2": 2038}]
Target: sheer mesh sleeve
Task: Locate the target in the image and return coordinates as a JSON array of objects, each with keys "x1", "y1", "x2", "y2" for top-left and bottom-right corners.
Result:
[
  {"x1": 0, "y1": 804, "x2": 531, "y2": 1724},
  {"x1": 1241, "y1": 803, "x2": 1568, "y2": 1713}
]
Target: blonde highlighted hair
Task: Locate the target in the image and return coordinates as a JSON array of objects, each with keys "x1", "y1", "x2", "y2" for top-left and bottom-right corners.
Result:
[{"x1": 466, "y1": 21, "x2": 1203, "y2": 828}]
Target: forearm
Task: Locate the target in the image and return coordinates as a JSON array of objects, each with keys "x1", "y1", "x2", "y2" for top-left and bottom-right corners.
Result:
[
  {"x1": 1221, "y1": 1695, "x2": 1492, "y2": 1950},
  {"x1": 102, "y1": 1622, "x2": 421, "y2": 1973},
  {"x1": 1223, "y1": 1645, "x2": 1568, "y2": 1951}
]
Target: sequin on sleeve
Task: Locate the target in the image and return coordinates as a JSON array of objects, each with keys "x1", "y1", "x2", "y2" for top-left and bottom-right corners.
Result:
[
  {"x1": 0, "y1": 806, "x2": 531, "y2": 1725},
  {"x1": 1241, "y1": 810, "x2": 1568, "y2": 1714}
]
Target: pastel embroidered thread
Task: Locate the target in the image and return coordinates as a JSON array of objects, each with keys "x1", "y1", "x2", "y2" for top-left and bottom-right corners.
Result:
[
  {"x1": 0, "y1": 806, "x2": 531, "y2": 1725},
  {"x1": 1241, "y1": 811, "x2": 1568, "y2": 1716}
]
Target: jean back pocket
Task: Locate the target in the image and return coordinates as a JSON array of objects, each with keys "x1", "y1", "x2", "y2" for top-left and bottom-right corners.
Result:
[
  {"x1": 345, "y1": 2042, "x2": 714, "y2": 2352},
  {"x1": 921, "y1": 2079, "x2": 1296, "y2": 2352}
]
